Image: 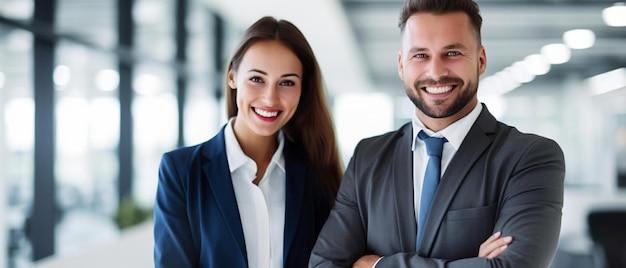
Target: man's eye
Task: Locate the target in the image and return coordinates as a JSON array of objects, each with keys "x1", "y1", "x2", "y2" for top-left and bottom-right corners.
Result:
[
  {"x1": 413, "y1": 54, "x2": 427, "y2": 59},
  {"x1": 447, "y1": 51, "x2": 460, "y2": 56}
]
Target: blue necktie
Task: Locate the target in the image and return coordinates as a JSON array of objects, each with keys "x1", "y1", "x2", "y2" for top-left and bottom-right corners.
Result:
[{"x1": 416, "y1": 130, "x2": 447, "y2": 248}]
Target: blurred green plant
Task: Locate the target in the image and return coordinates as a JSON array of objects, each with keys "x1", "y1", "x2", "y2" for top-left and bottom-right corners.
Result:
[{"x1": 114, "y1": 197, "x2": 153, "y2": 230}]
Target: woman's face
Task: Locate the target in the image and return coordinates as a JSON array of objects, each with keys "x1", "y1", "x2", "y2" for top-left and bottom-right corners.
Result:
[{"x1": 228, "y1": 40, "x2": 303, "y2": 140}]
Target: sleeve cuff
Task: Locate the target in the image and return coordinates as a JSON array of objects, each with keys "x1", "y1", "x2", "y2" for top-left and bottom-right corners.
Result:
[{"x1": 372, "y1": 256, "x2": 384, "y2": 268}]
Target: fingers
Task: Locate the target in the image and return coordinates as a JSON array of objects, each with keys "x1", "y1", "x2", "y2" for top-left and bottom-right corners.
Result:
[
  {"x1": 482, "y1": 231, "x2": 501, "y2": 246},
  {"x1": 485, "y1": 239, "x2": 510, "y2": 259},
  {"x1": 478, "y1": 232, "x2": 513, "y2": 259}
]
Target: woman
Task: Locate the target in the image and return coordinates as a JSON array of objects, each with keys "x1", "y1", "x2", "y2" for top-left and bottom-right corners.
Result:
[{"x1": 153, "y1": 16, "x2": 343, "y2": 267}]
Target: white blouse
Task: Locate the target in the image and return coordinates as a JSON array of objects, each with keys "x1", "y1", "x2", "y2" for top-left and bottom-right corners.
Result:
[{"x1": 224, "y1": 119, "x2": 286, "y2": 268}]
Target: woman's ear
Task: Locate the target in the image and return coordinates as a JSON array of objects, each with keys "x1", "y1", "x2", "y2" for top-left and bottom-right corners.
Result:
[{"x1": 227, "y1": 69, "x2": 237, "y2": 89}]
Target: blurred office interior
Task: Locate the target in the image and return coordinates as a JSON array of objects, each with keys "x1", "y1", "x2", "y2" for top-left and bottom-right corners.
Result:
[{"x1": 1, "y1": 0, "x2": 625, "y2": 267}]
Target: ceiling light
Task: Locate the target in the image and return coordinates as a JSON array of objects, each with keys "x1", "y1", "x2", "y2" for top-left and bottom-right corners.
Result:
[
  {"x1": 507, "y1": 62, "x2": 535, "y2": 84},
  {"x1": 587, "y1": 68, "x2": 626, "y2": 95},
  {"x1": 523, "y1": 54, "x2": 551, "y2": 76},
  {"x1": 563, "y1": 29, "x2": 595, "y2": 49},
  {"x1": 53, "y1": 65, "x2": 72, "y2": 87},
  {"x1": 96, "y1": 69, "x2": 120, "y2": 91},
  {"x1": 540, "y1": 43, "x2": 571, "y2": 64},
  {"x1": 603, "y1": 2, "x2": 626, "y2": 27},
  {"x1": 494, "y1": 71, "x2": 521, "y2": 93}
]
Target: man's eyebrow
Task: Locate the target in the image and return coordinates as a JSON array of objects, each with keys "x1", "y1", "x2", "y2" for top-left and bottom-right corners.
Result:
[
  {"x1": 408, "y1": 47, "x2": 428, "y2": 53},
  {"x1": 407, "y1": 43, "x2": 469, "y2": 53},
  {"x1": 443, "y1": 43, "x2": 469, "y2": 50}
]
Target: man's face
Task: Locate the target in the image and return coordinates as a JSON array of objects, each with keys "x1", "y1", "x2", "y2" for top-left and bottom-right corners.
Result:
[{"x1": 397, "y1": 11, "x2": 486, "y2": 121}]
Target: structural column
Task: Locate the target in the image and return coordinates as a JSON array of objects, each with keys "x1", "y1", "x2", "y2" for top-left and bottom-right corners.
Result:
[
  {"x1": 212, "y1": 13, "x2": 225, "y2": 101},
  {"x1": 175, "y1": 0, "x2": 188, "y2": 148},
  {"x1": 31, "y1": 0, "x2": 57, "y2": 261},
  {"x1": 117, "y1": 0, "x2": 134, "y2": 205}
]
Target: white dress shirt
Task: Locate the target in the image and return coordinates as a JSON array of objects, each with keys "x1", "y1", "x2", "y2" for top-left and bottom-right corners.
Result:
[
  {"x1": 224, "y1": 119, "x2": 286, "y2": 268},
  {"x1": 411, "y1": 103, "x2": 482, "y2": 228},
  {"x1": 373, "y1": 104, "x2": 484, "y2": 267}
]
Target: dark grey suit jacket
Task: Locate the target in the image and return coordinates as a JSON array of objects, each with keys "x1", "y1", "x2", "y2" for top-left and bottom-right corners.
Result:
[{"x1": 309, "y1": 104, "x2": 565, "y2": 267}]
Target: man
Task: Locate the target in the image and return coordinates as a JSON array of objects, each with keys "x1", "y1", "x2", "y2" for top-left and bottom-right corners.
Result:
[{"x1": 309, "y1": 0, "x2": 565, "y2": 267}]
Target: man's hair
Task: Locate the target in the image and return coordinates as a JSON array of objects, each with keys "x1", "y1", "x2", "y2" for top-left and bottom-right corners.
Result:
[{"x1": 398, "y1": 0, "x2": 483, "y2": 42}]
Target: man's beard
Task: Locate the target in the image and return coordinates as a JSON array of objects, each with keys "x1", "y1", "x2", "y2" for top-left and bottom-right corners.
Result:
[{"x1": 406, "y1": 76, "x2": 478, "y2": 118}]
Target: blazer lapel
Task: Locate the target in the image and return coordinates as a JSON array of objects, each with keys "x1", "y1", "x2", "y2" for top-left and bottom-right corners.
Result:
[
  {"x1": 418, "y1": 105, "x2": 498, "y2": 255},
  {"x1": 391, "y1": 124, "x2": 418, "y2": 251},
  {"x1": 282, "y1": 142, "x2": 306, "y2": 264},
  {"x1": 202, "y1": 129, "x2": 247, "y2": 261}
]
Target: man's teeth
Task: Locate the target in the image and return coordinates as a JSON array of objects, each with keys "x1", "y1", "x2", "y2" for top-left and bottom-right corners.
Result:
[
  {"x1": 424, "y1": 86, "x2": 453, "y2": 94},
  {"x1": 254, "y1": 108, "x2": 278, "y2": 118}
]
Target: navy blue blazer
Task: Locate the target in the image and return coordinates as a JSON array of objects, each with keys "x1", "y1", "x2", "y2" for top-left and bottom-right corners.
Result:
[{"x1": 154, "y1": 126, "x2": 333, "y2": 267}]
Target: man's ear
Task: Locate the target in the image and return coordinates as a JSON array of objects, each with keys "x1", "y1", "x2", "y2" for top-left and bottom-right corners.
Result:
[
  {"x1": 397, "y1": 51, "x2": 404, "y2": 81},
  {"x1": 478, "y1": 46, "x2": 487, "y2": 76}
]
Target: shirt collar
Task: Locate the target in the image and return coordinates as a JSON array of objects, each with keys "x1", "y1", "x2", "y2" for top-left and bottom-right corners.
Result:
[
  {"x1": 411, "y1": 102, "x2": 483, "y2": 151},
  {"x1": 224, "y1": 117, "x2": 286, "y2": 173}
]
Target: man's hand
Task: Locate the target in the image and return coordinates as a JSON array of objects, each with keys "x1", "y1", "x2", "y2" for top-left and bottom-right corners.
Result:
[
  {"x1": 351, "y1": 232, "x2": 511, "y2": 267},
  {"x1": 479, "y1": 231, "x2": 513, "y2": 259},
  {"x1": 353, "y1": 255, "x2": 381, "y2": 268}
]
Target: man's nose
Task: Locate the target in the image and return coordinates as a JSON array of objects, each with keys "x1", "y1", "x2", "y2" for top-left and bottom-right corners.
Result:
[{"x1": 427, "y1": 57, "x2": 449, "y2": 80}]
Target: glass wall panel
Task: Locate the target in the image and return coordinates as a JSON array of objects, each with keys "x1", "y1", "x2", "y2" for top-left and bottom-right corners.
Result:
[
  {"x1": 132, "y1": 63, "x2": 177, "y2": 208},
  {"x1": 56, "y1": 0, "x2": 116, "y2": 49},
  {"x1": 54, "y1": 40, "x2": 120, "y2": 257},
  {"x1": 1, "y1": 26, "x2": 34, "y2": 268},
  {"x1": 134, "y1": 0, "x2": 174, "y2": 63},
  {"x1": 185, "y1": 4, "x2": 222, "y2": 145},
  {"x1": 0, "y1": 0, "x2": 33, "y2": 21}
]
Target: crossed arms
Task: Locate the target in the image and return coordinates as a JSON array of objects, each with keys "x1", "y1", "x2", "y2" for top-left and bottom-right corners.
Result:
[{"x1": 309, "y1": 132, "x2": 565, "y2": 268}]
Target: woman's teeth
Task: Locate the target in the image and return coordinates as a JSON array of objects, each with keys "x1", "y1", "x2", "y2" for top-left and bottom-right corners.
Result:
[{"x1": 254, "y1": 108, "x2": 278, "y2": 118}]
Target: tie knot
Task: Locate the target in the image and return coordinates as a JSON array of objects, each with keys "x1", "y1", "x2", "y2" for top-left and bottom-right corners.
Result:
[{"x1": 418, "y1": 130, "x2": 447, "y2": 157}]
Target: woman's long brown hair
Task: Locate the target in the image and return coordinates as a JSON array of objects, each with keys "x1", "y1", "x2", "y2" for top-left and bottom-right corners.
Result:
[{"x1": 224, "y1": 16, "x2": 343, "y2": 203}]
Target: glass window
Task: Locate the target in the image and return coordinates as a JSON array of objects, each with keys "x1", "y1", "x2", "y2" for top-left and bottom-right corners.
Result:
[
  {"x1": 134, "y1": 0, "x2": 174, "y2": 63},
  {"x1": 1, "y1": 26, "x2": 34, "y2": 267},
  {"x1": 132, "y1": 62, "x2": 178, "y2": 207},
  {"x1": 185, "y1": 4, "x2": 223, "y2": 145},
  {"x1": 0, "y1": 0, "x2": 33, "y2": 21},
  {"x1": 54, "y1": 40, "x2": 121, "y2": 256},
  {"x1": 56, "y1": 0, "x2": 116, "y2": 49}
]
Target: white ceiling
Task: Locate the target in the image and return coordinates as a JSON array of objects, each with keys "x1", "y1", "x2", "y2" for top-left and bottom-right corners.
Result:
[
  {"x1": 203, "y1": 0, "x2": 375, "y2": 94},
  {"x1": 1, "y1": 0, "x2": 625, "y2": 99}
]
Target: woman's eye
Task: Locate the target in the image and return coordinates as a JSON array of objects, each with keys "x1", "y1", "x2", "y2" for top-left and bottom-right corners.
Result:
[
  {"x1": 280, "y1": 80, "x2": 295, "y2": 86},
  {"x1": 250, "y1": 77, "x2": 262, "y2": 83}
]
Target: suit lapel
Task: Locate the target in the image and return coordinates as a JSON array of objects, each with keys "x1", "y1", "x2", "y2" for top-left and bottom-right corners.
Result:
[
  {"x1": 202, "y1": 129, "x2": 247, "y2": 261},
  {"x1": 282, "y1": 142, "x2": 306, "y2": 264},
  {"x1": 391, "y1": 124, "x2": 418, "y2": 251},
  {"x1": 418, "y1": 105, "x2": 498, "y2": 255}
]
